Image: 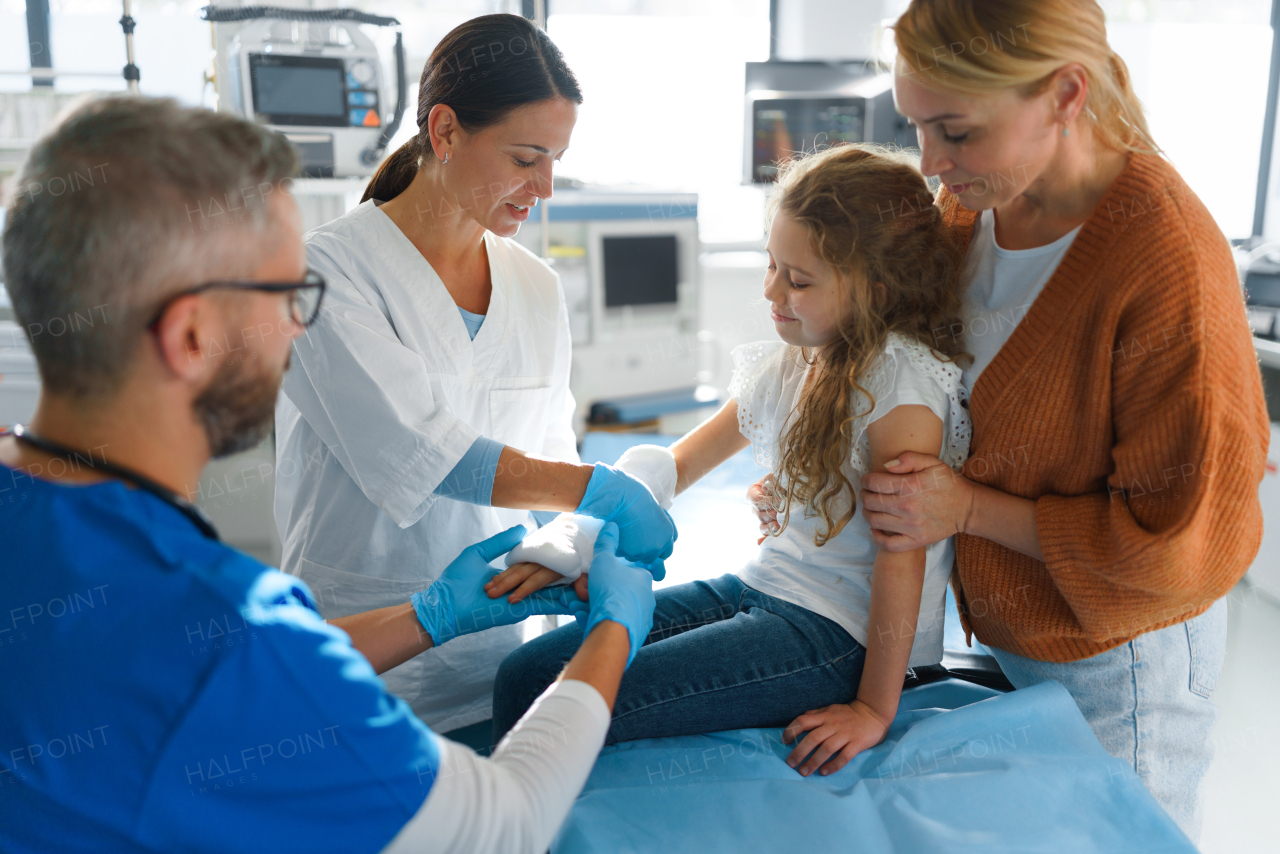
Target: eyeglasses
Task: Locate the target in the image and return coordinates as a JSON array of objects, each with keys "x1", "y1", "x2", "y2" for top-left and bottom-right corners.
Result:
[{"x1": 148, "y1": 269, "x2": 327, "y2": 330}]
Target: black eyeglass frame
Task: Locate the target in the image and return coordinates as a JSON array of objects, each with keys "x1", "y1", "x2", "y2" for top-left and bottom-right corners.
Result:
[{"x1": 147, "y1": 269, "x2": 327, "y2": 330}]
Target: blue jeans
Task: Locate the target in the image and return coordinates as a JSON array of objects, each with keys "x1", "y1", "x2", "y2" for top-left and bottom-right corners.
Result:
[
  {"x1": 492, "y1": 574, "x2": 866, "y2": 745},
  {"x1": 988, "y1": 598, "x2": 1228, "y2": 844}
]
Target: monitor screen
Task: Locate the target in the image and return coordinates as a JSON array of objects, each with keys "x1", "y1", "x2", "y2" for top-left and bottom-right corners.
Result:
[
  {"x1": 602, "y1": 235, "x2": 678, "y2": 308},
  {"x1": 751, "y1": 97, "x2": 865, "y2": 182},
  {"x1": 251, "y1": 56, "x2": 346, "y2": 125}
]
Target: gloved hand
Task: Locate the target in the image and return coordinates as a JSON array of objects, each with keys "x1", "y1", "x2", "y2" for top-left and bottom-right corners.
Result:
[
  {"x1": 576, "y1": 523, "x2": 656, "y2": 667},
  {"x1": 575, "y1": 463, "x2": 678, "y2": 564},
  {"x1": 412, "y1": 525, "x2": 588, "y2": 647}
]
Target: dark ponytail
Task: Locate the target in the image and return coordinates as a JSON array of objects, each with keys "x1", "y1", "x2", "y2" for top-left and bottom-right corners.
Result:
[
  {"x1": 362, "y1": 14, "x2": 583, "y2": 203},
  {"x1": 363, "y1": 140, "x2": 421, "y2": 204}
]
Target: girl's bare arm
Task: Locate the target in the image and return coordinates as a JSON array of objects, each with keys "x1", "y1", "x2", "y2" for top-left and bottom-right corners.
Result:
[
  {"x1": 669, "y1": 400, "x2": 750, "y2": 495},
  {"x1": 857, "y1": 404, "x2": 944, "y2": 721},
  {"x1": 782, "y1": 403, "x2": 945, "y2": 777}
]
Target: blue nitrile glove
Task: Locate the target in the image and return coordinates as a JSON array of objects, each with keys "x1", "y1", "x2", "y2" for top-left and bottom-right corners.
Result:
[
  {"x1": 575, "y1": 463, "x2": 678, "y2": 565},
  {"x1": 576, "y1": 523, "x2": 656, "y2": 667},
  {"x1": 412, "y1": 525, "x2": 589, "y2": 646},
  {"x1": 640, "y1": 557, "x2": 667, "y2": 583}
]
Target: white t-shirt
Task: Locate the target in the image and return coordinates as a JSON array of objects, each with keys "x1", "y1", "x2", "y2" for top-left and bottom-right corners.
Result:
[
  {"x1": 959, "y1": 208, "x2": 1082, "y2": 390},
  {"x1": 728, "y1": 334, "x2": 972, "y2": 667}
]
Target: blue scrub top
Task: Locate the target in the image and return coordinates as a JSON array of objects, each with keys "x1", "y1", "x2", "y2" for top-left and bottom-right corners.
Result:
[
  {"x1": 0, "y1": 463, "x2": 440, "y2": 853},
  {"x1": 457, "y1": 306, "x2": 485, "y2": 340}
]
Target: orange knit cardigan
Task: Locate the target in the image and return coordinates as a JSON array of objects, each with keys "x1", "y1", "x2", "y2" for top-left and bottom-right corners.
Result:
[{"x1": 939, "y1": 151, "x2": 1271, "y2": 663}]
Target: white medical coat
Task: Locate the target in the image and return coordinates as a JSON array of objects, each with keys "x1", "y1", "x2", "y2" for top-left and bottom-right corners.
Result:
[{"x1": 274, "y1": 200, "x2": 578, "y2": 732}]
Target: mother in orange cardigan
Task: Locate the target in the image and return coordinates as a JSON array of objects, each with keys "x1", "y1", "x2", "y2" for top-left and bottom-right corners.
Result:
[{"x1": 853, "y1": 0, "x2": 1269, "y2": 844}]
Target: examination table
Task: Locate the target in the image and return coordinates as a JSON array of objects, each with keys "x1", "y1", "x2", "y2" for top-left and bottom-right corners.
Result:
[{"x1": 547, "y1": 433, "x2": 1197, "y2": 853}]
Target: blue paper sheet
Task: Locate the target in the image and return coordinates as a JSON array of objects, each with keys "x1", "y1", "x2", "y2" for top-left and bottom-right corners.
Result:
[
  {"x1": 568, "y1": 433, "x2": 1192, "y2": 852},
  {"x1": 552, "y1": 679, "x2": 1195, "y2": 853}
]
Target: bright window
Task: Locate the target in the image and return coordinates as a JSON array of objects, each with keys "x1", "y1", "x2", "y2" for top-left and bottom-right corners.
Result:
[{"x1": 1102, "y1": 0, "x2": 1274, "y2": 240}]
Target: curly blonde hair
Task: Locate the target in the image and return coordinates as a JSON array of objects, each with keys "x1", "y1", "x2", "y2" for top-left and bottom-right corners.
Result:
[{"x1": 767, "y1": 143, "x2": 968, "y2": 546}]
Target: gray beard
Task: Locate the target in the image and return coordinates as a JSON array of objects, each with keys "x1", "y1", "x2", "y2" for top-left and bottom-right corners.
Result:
[{"x1": 193, "y1": 352, "x2": 287, "y2": 458}]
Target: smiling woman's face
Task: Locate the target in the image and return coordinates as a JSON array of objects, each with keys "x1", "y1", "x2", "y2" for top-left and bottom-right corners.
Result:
[
  {"x1": 892, "y1": 70, "x2": 1063, "y2": 211},
  {"x1": 442, "y1": 97, "x2": 578, "y2": 238}
]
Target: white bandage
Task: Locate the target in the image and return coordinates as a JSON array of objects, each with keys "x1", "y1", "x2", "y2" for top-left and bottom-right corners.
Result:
[
  {"x1": 503, "y1": 513, "x2": 604, "y2": 582},
  {"x1": 614, "y1": 444, "x2": 677, "y2": 510},
  {"x1": 504, "y1": 445, "x2": 677, "y2": 581}
]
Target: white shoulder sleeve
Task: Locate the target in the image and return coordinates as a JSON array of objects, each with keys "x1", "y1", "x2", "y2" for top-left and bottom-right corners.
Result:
[
  {"x1": 381, "y1": 679, "x2": 609, "y2": 854},
  {"x1": 727, "y1": 340, "x2": 795, "y2": 470},
  {"x1": 865, "y1": 348, "x2": 950, "y2": 425},
  {"x1": 852, "y1": 333, "x2": 972, "y2": 474}
]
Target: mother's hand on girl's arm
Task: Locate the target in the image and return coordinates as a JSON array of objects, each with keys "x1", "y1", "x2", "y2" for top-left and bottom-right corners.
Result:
[
  {"x1": 860, "y1": 452, "x2": 1045, "y2": 562},
  {"x1": 859, "y1": 452, "x2": 975, "y2": 551}
]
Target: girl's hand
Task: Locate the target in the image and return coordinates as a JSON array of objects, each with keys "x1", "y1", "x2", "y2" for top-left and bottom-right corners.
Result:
[
  {"x1": 859, "y1": 451, "x2": 976, "y2": 552},
  {"x1": 782, "y1": 700, "x2": 892, "y2": 777},
  {"x1": 485, "y1": 562, "x2": 567, "y2": 604},
  {"x1": 747, "y1": 474, "x2": 780, "y2": 545}
]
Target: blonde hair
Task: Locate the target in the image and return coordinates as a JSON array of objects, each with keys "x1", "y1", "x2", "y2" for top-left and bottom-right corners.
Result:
[
  {"x1": 767, "y1": 143, "x2": 968, "y2": 546},
  {"x1": 889, "y1": 0, "x2": 1160, "y2": 155}
]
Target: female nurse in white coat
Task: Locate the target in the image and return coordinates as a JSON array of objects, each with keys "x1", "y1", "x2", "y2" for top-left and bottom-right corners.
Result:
[{"x1": 274, "y1": 13, "x2": 675, "y2": 736}]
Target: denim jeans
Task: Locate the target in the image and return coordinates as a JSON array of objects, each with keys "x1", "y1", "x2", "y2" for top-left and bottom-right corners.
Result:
[
  {"x1": 988, "y1": 597, "x2": 1228, "y2": 844},
  {"x1": 492, "y1": 574, "x2": 866, "y2": 745}
]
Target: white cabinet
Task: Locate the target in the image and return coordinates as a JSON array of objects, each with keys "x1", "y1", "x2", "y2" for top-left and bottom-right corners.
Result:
[{"x1": 1248, "y1": 422, "x2": 1280, "y2": 602}]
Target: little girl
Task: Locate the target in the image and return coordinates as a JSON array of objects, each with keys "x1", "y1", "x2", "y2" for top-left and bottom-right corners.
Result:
[{"x1": 491, "y1": 143, "x2": 972, "y2": 776}]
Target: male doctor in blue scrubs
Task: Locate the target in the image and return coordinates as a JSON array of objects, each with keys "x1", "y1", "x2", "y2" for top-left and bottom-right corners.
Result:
[{"x1": 0, "y1": 96, "x2": 668, "y2": 853}]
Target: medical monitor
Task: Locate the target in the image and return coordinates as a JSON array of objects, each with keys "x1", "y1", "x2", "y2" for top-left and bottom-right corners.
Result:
[
  {"x1": 249, "y1": 55, "x2": 348, "y2": 127},
  {"x1": 744, "y1": 62, "x2": 912, "y2": 184},
  {"x1": 602, "y1": 235, "x2": 679, "y2": 308},
  {"x1": 751, "y1": 98, "x2": 868, "y2": 183}
]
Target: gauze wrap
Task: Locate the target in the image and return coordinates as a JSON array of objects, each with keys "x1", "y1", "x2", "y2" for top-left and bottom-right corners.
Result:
[{"x1": 504, "y1": 445, "x2": 677, "y2": 582}]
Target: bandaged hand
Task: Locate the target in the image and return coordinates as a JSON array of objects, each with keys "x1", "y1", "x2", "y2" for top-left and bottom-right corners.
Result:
[
  {"x1": 506, "y1": 445, "x2": 677, "y2": 582},
  {"x1": 782, "y1": 699, "x2": 892, "y2": 777},
  {"x1": 574, "y1": 445, "x2": 679, "y2": 564},
  {"x1": 411, "y1": 525, "x2": 588, "y2": 646},
  {"x1": 501, "y1": 513, "x2": 606, "y2": 586},
  {"x1": 486, "y1": 559, "x2": 590, "y2": 605}
]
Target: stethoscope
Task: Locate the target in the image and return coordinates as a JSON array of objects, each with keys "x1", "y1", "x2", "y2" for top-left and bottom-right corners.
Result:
[{"x1": 8, "y1": 424, "x2": 221, "y2": 541}]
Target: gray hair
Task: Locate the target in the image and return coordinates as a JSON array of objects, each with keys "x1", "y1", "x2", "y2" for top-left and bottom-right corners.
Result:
[{"x1": 1, "y1": 95, "x2": 299, "y2": 398}]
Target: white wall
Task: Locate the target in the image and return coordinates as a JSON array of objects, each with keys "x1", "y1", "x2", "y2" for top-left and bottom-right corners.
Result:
[{"x1": 774, "y1": 0, "x2": 890, "y2": 61}]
